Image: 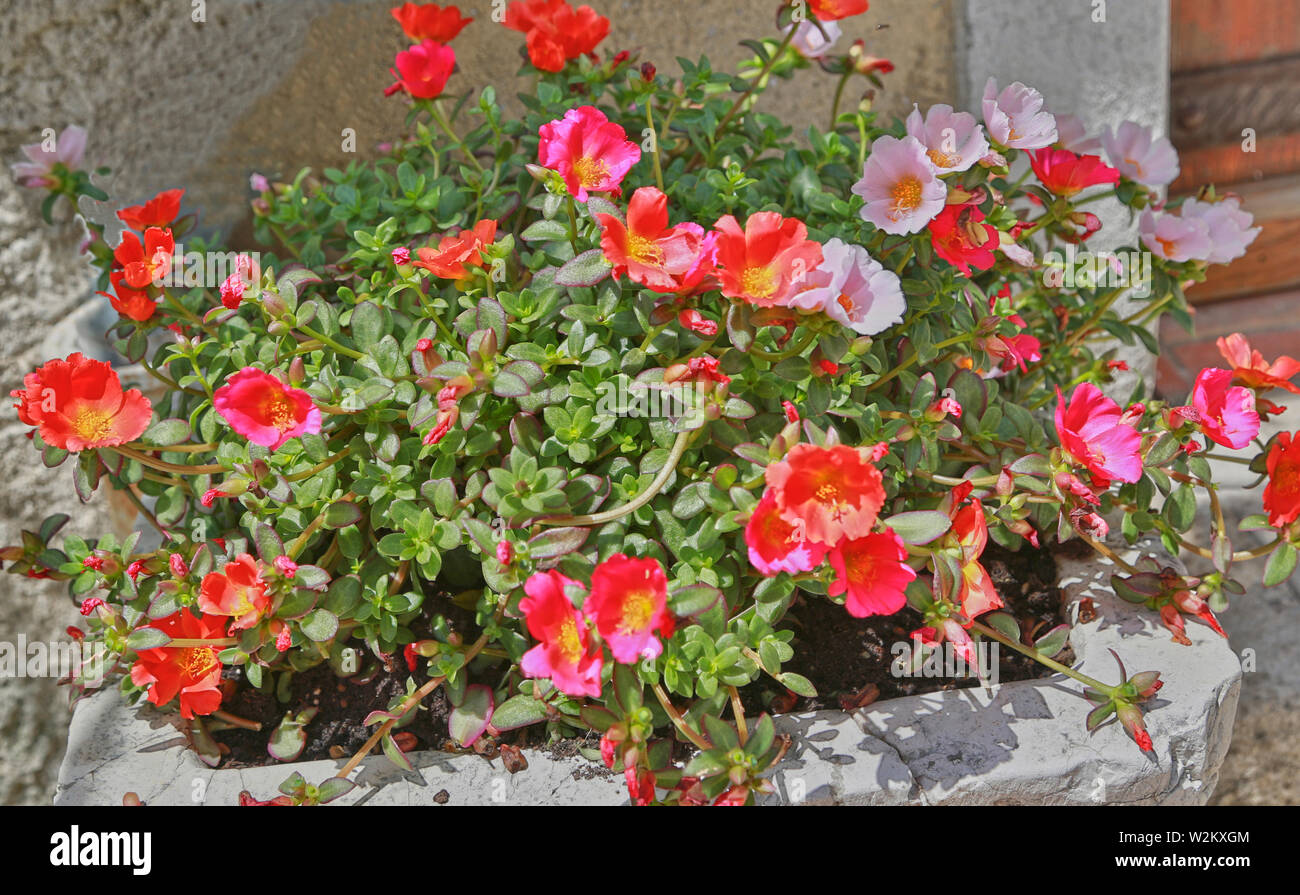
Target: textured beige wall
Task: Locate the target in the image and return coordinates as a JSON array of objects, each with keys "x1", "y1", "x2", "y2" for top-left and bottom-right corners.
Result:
[{"x1": 0, "y1": 0, "x2": 953, "y2": 804}]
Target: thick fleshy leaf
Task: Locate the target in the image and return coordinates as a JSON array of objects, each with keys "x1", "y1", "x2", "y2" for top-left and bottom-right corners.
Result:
[
  {"x1": 554, "y1": 249, "x2": 612, "y2": 287},
  {"x1": 490, "y1": 694, "x2": 550, "y2": 732},
  {"x1": 449, "y1": 684, "x2": 494, "y2": 747},
  {"x1": 883, "y1": 511, "x2": 951, "y2": 545}
]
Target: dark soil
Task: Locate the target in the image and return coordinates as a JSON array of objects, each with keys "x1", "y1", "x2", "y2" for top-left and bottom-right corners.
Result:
[
  {"x1": 213, "y1": 541, "x2": 1074, "y2": 768},
  {"x1": 741, "y1": 540, "x2": 1075, "y2": 714}
]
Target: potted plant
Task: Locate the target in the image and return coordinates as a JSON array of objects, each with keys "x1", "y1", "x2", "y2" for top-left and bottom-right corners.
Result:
[{"x1": 10, "y1": 0, "x2": 1290, "y2": 807}]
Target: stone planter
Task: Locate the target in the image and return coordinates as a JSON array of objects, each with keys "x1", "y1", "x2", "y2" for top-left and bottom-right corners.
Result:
[{"x1": 54, "y1": 544, "x2": 1242, "y2": 806}]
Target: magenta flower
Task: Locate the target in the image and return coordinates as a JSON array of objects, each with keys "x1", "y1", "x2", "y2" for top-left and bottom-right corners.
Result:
[
  {"x1": 982, "y1": 78, "x2": 1057, "y2": 150},
  {"x1": 1139, "y1": 208, "x2": 1211, "y2": 263},
  {"x1": 745, "y1": 489, "x2": 829, "y2": 577},
  {"x1": 1101, "y1": 120, "x2": 1180, "y2": 188},
  {"x1": 213, "y1": 368, "x2": 323, "y2": 450},
  {"x1": 1055, "y1": 382, "x2": 1142, "y2": 488},
  {"x1": 1192, "y1": 368, "x2": 1259, "y2": 450},
  {"x1": 11, "y1": 125, "x2": 87, "y2": 189},
  {"x1": 519, "y1": 570, "x2": 603, "y2": 698},
  {"x1": 1179, "y1": 197, "x2": 1260, "y2": 265},
  {"x1": 904, "y1": 103, "x2": 989, "y2": 174},
  {"x1": 786, "y1": 238, "x2": 905, "y2": 335},
  {"x1": 851, "y1": 135, "x2": 946, "y2": 235},
  {"x1": 537, "y1": 105, "x2": 641, "y2": 202},
  {"x1": 585, "y1": 554, "x2": 675, "y2": 664}
]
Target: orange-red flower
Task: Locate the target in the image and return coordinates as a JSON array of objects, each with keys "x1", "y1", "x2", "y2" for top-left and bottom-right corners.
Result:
[
  {"x1": 116, "y1": 188, "x2": 184, "y2": 231},
  {"x1": 414, "y1": 219, "x2": 497, "y2": 279},
  {"x1": 390, "y1": 3, "x2": 473, "y2": 42},
  {"x1": 128, "y1": 609, "x2": 225, "y2": 719},
  {"x1": 827, "y1": 529, "x2": 916, "y2": 618},
  {"x1": 1216, "y1": 333, "x2": 1300, "y2": 395},
  {"x1": 810, "y1": 0, "x2": 869, "y2": 21},
  {"x1": 745, "y1": 489, "x2": 829, "y2": 576},
  {"x1": 585, "y1": 553, "x2": 675, "y2": 664},
  {"x1": 11, "y1": 353, "x2": 152, "y2": 452},
  {"x1": 198, "y1": 553, "x2": 271, "y2": 631},
  {"x1": 1028, "y1": 148, "x2": 1120, "y2": 198},
  {"x1": 385, "y1": 39, "x2": 456, "y2": 99},
  {"x1": 712, "y1": 211, "x2": 823, "y2": 307},
  {"x1": 504, "y1": 0, "x2": 609, "y2": 73},
  {"x1": 949, "y1": 496, "x2": 1002, "y2": 619},
  {"x1": 97, "y1": 269, "x2": 157, "y2": 322},
  {"x1": 114, "y1": 227, "x2": 174, "y2": 289},
  {"x1": 596, "y1": 187, "x2": 709, "y2": 292},
  {"x1": 764, "y1": 443, "x2": 886, "y2": 545},
  {"x1": 1264, "y1": 431, "x2": 1300, "y2": 529}
]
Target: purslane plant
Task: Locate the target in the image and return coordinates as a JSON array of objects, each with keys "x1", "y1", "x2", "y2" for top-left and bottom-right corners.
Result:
[{"x1": 7, "y1": 0, "x2": 1295, "y2": 806}]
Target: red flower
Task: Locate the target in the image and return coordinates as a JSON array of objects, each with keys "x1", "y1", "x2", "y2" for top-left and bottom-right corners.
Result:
[
  {"x1": 537, "y1": 106, "x2": 640, "y2": 202},
  {"x1": 213, "y1": 368, "x2": 323, "y2": 450},
  {"x1": 1216, "y1": 333, "x2": 1300, "y2": 395},
  {"x1": 390, "y1": 3, "x2": 473, "y2": 41},
  {"x1": 116, "y1": 188, "x2": 184, "y2": 231},
  {"x1": 11, "y1": 353, "x2": 152, "y2": 452},
  {"x1": 519, "y1": 569, "x2": 603, "y2": 698},
  {"x1": 764, "y1": 443, "x2": 886, "y2": 546},
  {"x1": 505, "y1": 0, "x2": 610, "y2": 73},
  {"x1": 114, "y1": 227, "x2": 174, "y2": 289},
  {"x1": 1264, "y1": 431, "x2": 1300, "y2": 529},
  {"x1": 415, "y1": 219, "x2": 497, "y2": 279},
  {"x1": 1192, "y1": 367, "x2": 1259, "y2": 450},
  {"x1": 128, "y1": 609, "x2": 225, "y2": 720},
  {"x1": 948, "y1": 495, "x2": 1003, "y2": 619},
  {"x1": 677, "y1": 308, "x2": 717, "y2": 336},
  {"x1": 385, "y1": 39, "x2": 456, "y2": 99},
  {"x1": 827, "y1": 529, "x2": 916, "y2": 618},
  {"x1": 928, "y1": 204, "x2": 997, "y2": 276},
  {"x1": 1028, "y1": 148, "x2": 1120, "y2": 198},
  {"x1": 810, "y1": 0, "x2": 870, "y2": 20},
  {"x1": 98, "y1": 270, "x2": 156, "y2": 322},
  {"x1": 984, "y1": 332, "x2": 1042, "y2": 374},
  {"x1": 198, "y1": 553, "x2": 271, "y2": 631},
  {"x1": 586, "y1": 554, "x2": 675, "y2": 664},
  {"x1": 596, "y1": 187, "x2": 710, "y2": 292},
  {"x1": 746, "y1": 489, "x2": 829, "y2": 576},
  {"x1": 712, "y1": 211, "x2": 823, "y2": 307},
  {"x1": 1054, "y1": 382, "x2": 1142, "y2": 488}
]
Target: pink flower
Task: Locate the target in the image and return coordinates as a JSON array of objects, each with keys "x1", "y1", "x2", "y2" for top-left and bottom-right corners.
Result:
[
  {"x1": 519, "y1": 570, "x2": 603, "y2": 698},
  {"x1": 852, "y1": 135, "x2": 946, "y2": 234},
  {"x1": 585, "y1": 554, "x2": 675, "y2": 664},
  {"x1": 785, "y1": 238, "x2": 905, "y2": 335},
  {"x1": 1179, "y1": 197, "x2": 1260, "y2": 265},
  {"x1": 213, "y1": 368, "x2": 323, "y2": 450},
  {"x1": 1139, "y1": 209, "x2": 1211, "y2": 263},
  {"x1": 392, "y1": 246, "x2": 411, "y2": 265},
  {"x1": 1101, "y1": 120, "x2": 1179, "y2": 187},
  {"x1": 904, "y1": 103, "x2": 989, "y2": 174},
  {"x1": 1192, "y1": 368, "x2": 1259, "y2": 450},
  {"x1": 11, "y1": 125, "x2": 87, "y2": 189},
  {"x1": 745, "y1": 489, "x2": 830, "y2": 576},
  {"x1": 784, "y1": 19, "x2": 841, "y2": 59},
  {"x1": 1055, "y1": 382, "x2": 1142, "y2": 487},
  {"x1": 273, "y1": 555, "x2": 298, "y2": 578},
  {"x1": 537, "y1": 106, "x2": 641, "y2": 202},
  {"x1": 1053, "y1": 113, "x2": 1101, "y2": 154},
  {"x1": 982, "y1": 78, "x2": 1057, "y2": 150},
  {"x1": 827, "y1": 529, "x2": 916, "y2": 618}
]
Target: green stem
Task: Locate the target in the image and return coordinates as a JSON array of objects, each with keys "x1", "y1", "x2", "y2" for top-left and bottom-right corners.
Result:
[
  {"x1": 645, "y1": 100, "x2": 664, "y2": 193},
  {"x1": 748, "y1": 329, "x2": 818, "y2": 363},
  {"x1": 652, "y1": 683, "x2": 712, "y2": 751},
  {"x1": 968, "y1": 620, "x2": 1115, "y2": 694},
  {"x1": 538, "y1": 430, "x2": 691, "y2": 526},
  {"x1": 297, "y1": 323, "x2": 366, "y2": 361}
]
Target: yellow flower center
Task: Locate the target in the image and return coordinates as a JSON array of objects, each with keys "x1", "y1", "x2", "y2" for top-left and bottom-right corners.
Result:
[
  {"x1": 557, "y1": 616, "x2": 584, "y2": 665},
  {"x1": 619, "y1": 590, "x2": 656, "y2": 635},
  {"x1": 263, "y1": 391, "x2": 298, "y2": 431},
  {"x1": 741, "y1": 265, "x2": 777, "y2": 300},
  {"x1": 927, "y1": 148, "x2": 962, "y2": 169},
  {"x1": 180, "y1": 647, "x2": 218, "y2": 679},
  {"x1": 626, "y1": 233, "x2": 664, "y2": 266},
  {"x1": 573, "y1": 156, "x2": 610, "y2": 188},
  {"x1": 71, "y1": 407, "x2": 114, "y2": 442},
  {"x1": 889, "y1": 175, "x2": 924, "y2": 218}
]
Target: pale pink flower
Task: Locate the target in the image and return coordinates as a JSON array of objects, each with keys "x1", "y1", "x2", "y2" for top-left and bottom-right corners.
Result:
[
  {"x1": 1054, "y1": 113, "x2": 1101, "y2": 154},
  {"x1": 905, "y1": 104, "x2": 989, "y2": 174},
  {"x1": 785, "y1": 19, "x2": 841, "y2": 59},
  {"x1": 851, "y1": 135, "x2": 946, "y2": 235},
  {"x1": 11, "y1": 125, "x2": 87, "y2": 188},
  {"x1": 786, "y1": 238, "x2": 905, "y2": 335},
  {"x1": 1179, "y1": 197, "x2": 1260, "y2": 265},
  {"x1": 982, "y1": 78, "x2": 1057, "y2": 150},
  {"x1": 1139, "y1": 209, "x2": 1211, "y2": 263},
  {"x1": 1101, "y1": 121, "x2": 1180, "y2": 187}
]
